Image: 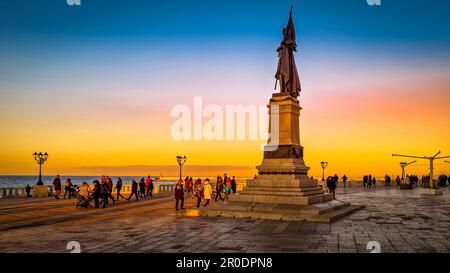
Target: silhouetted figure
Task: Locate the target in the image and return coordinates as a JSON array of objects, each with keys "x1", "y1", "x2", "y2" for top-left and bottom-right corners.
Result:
[
  {"x1": 231, "y1": 176, "x2": 237, "y2": 193},
  {"x1": 92, "y1": 180, "x2": 101, "y2": 208},
  {"x1": 215, "y1": 176, "x2": 224, "y2": 201},
  {"x1": 25, "y1": 184, "x2": 31, "y2": 197},
  {"x1": 53, "y1": 175, "x2": 62, "y2": 199},
  {"x1": 127, "y1": 179, "x2": 139, "y2": 201},
  {"x1": 174, "y1": 179, "x2": 184, "y2": 210},
  {"x1": 326, "y1": 176, "x2": 337, "y2": 199},
  {"x1": 116, "y1": 177, "x2": 125, "y2": 200},
  {"x1": 342, "y1": 175, "x2": 347, "y2": 188}
]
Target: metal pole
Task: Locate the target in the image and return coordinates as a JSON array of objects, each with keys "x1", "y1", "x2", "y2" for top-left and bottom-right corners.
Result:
[
  {"x1": 38, "y1": 162, "x2": 42, "y2": 184},
  {"x1": 430, "y1": 158, "x2": 434, "y2": 189},
  {"x1": 179, "y1": 164, "x2": 182, "y2": 180},
  {"x1": 322, "y1": 167, "x2": 325, "y2": 181}
]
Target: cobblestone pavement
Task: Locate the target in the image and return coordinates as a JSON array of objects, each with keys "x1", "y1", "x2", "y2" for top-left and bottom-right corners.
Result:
[{"x1": 0, "y1": 187, "x2": 449, "y2": 253}]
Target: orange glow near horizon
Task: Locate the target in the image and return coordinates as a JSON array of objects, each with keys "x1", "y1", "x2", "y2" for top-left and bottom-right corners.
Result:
[{"x1": 1, "y1": 69, "x2": 449, "y2": 180}]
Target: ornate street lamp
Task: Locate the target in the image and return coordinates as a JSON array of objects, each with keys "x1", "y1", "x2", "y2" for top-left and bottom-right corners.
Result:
[
  {"x1": 320, "y1": 161, "x2": 328, "y2": 181},
  {"x1": 33, "y1": 152, "x2": 49, "y2": 185},
  {"x1": 176, "y1": 155, "x2": 187, "y2": 180}
]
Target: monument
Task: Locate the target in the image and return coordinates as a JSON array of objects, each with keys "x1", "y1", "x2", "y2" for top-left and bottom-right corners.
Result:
[{"x1": 200, "y1": 7, "x2": 363, "y2": 222}]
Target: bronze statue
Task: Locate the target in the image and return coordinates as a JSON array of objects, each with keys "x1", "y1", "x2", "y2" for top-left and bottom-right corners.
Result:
[{"x1": 274, "y1": 6, "x2": 301, "y2": 98}]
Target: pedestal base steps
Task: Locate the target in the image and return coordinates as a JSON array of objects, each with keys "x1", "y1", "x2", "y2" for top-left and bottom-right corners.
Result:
[
  {"x1": 421, "y1": 188, "x2": 444, "y2": 196},
  {"x1": 191, "y1": 175, "x2": 363, "y2": 223}
]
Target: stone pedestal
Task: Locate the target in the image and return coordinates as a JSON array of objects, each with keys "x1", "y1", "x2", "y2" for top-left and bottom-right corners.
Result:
[
  {"x1": 421, "y1": 188, "x2": 444, "y2": 196},
  {"x1": 200, "y1": 95, "x2": 363, "y2": 222},
  {"x1": 32, "y1": 185, "x2": 49, "y2": 198}
]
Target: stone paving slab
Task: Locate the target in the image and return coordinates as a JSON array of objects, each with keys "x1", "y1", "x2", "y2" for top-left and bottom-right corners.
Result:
[{"x1": 0, "y1": 187, "x2": 449, "y2": 253}]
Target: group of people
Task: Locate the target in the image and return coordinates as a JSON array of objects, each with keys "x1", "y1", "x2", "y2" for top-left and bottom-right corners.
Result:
[
  {"x1": 438, "y1": 174, "x2": 449, "y2": 187},
  {"x1": 51, "y1": 175, "x2": 155, "y2": 209},
  {"x1": 362, "y1": 175, "x2": 377, "y2": 188},
  {"x1": 173, "y1": 174, "x2": 238, "y2": 210}
]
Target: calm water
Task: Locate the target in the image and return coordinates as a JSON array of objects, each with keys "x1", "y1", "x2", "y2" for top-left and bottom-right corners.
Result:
[{"x1": 0, "y1": 176, "x2": 174, "y2": 188}]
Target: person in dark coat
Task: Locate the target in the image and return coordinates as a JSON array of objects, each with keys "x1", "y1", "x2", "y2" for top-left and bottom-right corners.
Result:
[
  {"x1": 146, "y1": 178, "x2": 154, "y2": 198},
  {"x1": 139, "y1": 178, "x2": 146, "y2": 198},
  {"x1": 25, "y1": 184, "x2": 31, "y2": 197},
  {"x1": 127, "y1": 179, "x2": 139, "y2": 201},
  {"x1": 326, "y1": 176, "x2": 337, "y2": 199},
  {"x1": 116, "y1": 177, "x2": 125, "y2": 201},
  {"x1": 342, "y1": 175, "x2": 347, "y2": 188},
  {"x1": 174, "y1": 179, "x2": 184, "y2": 210},
  {"x1": 92, "y1": 180, "x2": 101, "y2": 208},
  {"x1": 53, "y1": 175, "x2": 62, "y2": 199},
  {"x1": 231, "y1": 176, "x2": 237, "y2": 194}
]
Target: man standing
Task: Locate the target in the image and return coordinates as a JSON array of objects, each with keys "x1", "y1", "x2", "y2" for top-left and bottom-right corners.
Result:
[
  {"x1": 92, "y1": 180, "x2": 101, "y2": 208},
  {"x1": 231, "y1": 176, "x2": 237, "y2": 194},
  {"x1": 53, "y1": 175, "x2": 62, "y2": 199},
  {"x1": 25, "y1": 184, "x2": 31, "y2": 197},
  {"x1": 342, "y1": 175, "x2": 347, "y2": 188}
]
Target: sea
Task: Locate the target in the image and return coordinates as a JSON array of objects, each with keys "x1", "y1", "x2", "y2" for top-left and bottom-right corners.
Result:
[{"x1": 0, "y1": 176, "x2": 175, "y2": 188}]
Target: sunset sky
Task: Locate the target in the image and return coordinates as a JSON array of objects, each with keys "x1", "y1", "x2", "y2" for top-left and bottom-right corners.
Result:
[{"x1": 0, "y1": 0, "x2": 449, "y2": 179}]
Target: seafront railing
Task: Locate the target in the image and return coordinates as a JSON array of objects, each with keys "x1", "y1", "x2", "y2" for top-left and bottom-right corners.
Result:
[{"x1": 0, "y1": 178, "x2": 401, "y2": 198}]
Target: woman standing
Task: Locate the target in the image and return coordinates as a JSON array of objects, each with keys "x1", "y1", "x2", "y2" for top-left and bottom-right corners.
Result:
[
  {"x1": 193, "y1": 178, "x2": 204, "y2": 208},
  {"x1": 174, "y1": 179, "x2": 185, "y2": 210},
  {"x1": 203, "y1": 178, "x2": 213, "y2": 207}
]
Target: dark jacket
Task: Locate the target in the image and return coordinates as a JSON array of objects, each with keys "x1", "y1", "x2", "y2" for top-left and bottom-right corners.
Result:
[
  {"x1": 174, "y1": 183, "x2": 184, "y2": 200},
  {"x1": 53, "y1": 178, "x2": 62, "y2": 190}
]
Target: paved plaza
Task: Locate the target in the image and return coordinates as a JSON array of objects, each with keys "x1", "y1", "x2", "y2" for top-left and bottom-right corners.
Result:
[{"x1": 0, "y1": 187, "x2": 449, "y2": 253}]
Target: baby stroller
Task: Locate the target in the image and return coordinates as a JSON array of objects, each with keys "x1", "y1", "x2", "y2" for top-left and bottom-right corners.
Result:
[{"x1": 76, "y1": 193, "x2": 93, "y2": 209}]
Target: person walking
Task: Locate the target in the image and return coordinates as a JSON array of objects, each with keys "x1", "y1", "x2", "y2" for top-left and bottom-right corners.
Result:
[
  {"x1": 105, "y1": 176, "x2": 115, "y2": 204},
  {"x1": 52, "y1": 175, "x2": 61, "y2": 199},
  {"x1": 92, "y1": 180, "x2": 101, "y2": 208},
  {"x1": 224, "y1": 178, "x2": 232, "y2": 199},
  {"x1": 193, "y1": 178, "x2": 204, "y2": 208},
  {"x1": 372, "y1": 177, "x2": 376, "y2": 188},
  {"x1": 215, "y1": 176, "x2": 224, "y2": 202},
  {"x1": 100, "y1": 179, "x2": 111, "y2": 208},
  {"x1": 116, "y1": 177, "x2": 125, "y2": 201},
  {"x1": 139, "y1": 177, "x2": 146, "y2": 198},
  {"x1": 127, "y1": 179, "x2": 139, "y2": 201},
  {"x1": 63, "y1": 178, "x2": 73, "y2": 199},
  {"x1": 203, "y1": 178, "x2": 213, "y2": 207},
  {"x1": 342, "y1": 175, "x2": 347, "y2": 188},
  {"x1": 174, "y1": 179, "x2": 185, "y2": 210},
  {"x1": 146, "y1": 176, "x2": 154, "y2": 197},
  {"x1": 326, "y1": 176, "x2": 337, "y2": 199}
]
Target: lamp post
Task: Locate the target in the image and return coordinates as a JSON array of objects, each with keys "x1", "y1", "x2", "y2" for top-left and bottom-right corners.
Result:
[
  {"x1": 399, "y1": 160, "x2": 417, "y2": 180},
  {"x1": 393, "y1": 151, "x2": 450, "y2": 189},
  {"x1": 176, "y1": 155, "x2": 187, "y2": 180},
  {"x1": 33, "y1": 152, "x2": 48, "y2": 185},
  {"x1": 320, "y1": 161, "x2": 328, "y2": 181}
]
